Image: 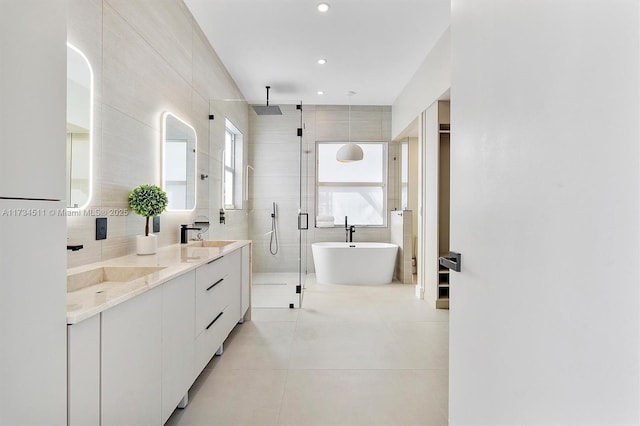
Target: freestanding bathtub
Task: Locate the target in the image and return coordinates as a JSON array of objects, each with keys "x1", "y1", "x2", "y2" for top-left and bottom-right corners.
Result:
[{"x1": 312, "y1": 242, "x2": 398, "y2": 284}]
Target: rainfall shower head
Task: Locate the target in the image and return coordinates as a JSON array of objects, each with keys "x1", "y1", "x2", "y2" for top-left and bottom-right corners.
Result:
[
  {"x1": 253, "y1": 105, "x2": 283, "y2": 115},
  {"x1": 252, "y1": 86, "x2": 282, "y2": 115}
]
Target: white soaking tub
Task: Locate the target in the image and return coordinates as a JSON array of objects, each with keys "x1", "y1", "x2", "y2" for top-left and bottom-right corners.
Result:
[{"x1": 311, "y1": 242, "x2": 398, "y2": 284}]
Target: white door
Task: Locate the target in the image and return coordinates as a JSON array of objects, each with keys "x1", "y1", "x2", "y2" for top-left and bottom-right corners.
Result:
[{"x1": 449, "y1": 1, "x2": 639, "y2": 424}]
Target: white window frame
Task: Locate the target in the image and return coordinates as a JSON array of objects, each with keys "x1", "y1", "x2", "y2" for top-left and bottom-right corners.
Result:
[
  {"x1": 316, "y1": 141, "x2": 388, "y2": 227},
  {"x1": 223, "y1": 119, "x2": 243, "y2": 210}
]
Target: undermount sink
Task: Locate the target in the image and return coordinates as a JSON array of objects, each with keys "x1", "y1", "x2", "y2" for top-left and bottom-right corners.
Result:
[
  {"x1": 187, "y1": 240, "x2": 236, "y2": 248},
  {"x1": 67, "y1": 266, "x2": 166, "y2": 292}
]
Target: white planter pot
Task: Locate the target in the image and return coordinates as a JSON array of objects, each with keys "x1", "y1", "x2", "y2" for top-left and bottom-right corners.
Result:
[{"x1": 136, "y1": 234, "x2": 157, "y2": 255}]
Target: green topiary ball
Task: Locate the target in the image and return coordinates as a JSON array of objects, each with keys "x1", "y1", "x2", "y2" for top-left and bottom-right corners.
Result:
[{"x1": 128, "y1": 184, "x2": 168, "y2": 218}]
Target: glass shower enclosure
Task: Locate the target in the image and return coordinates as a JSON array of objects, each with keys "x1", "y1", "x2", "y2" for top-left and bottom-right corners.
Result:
[{"x1": 247, "y1": 101, "x2": 308, "y2": 309}]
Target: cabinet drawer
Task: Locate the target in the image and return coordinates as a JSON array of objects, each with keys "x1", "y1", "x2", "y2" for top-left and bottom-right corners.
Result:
[
  {"x1": 195, "y1": 253, "x2": 235, "y2": 293},
  {"x1": 195, "y1": 272, "x2": 233, "y2": 334},
  {"x1": 195, "y1": 305, "x2": 230, "y2": 373},
  {"x1": 195, "y1": 250, "x2": 242, "y2": 333}
]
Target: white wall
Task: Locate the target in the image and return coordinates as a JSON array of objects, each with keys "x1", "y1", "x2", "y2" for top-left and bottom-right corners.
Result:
[
  {"x1": 419, "y1": 103, "x2": 440, "y2": 306},
  {"x1": 66, "y1": 0, "x2": 248, "y2": 267},
  {"x1": 392, "y1": 28, "x2": 450, "y2": 140},
  {"x1": 392, "y1": 27, "x2": 451, "y2": 300},
  {"x1": 449, "y1": 1, "x2": 639, "y2": 424}
]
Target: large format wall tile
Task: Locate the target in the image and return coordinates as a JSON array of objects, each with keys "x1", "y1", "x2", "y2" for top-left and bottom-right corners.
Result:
[
  {"x1": 192, "y1": 26, "x2": 243, "y2": 102},
  {"x1": 101, "y1": 105, "x2": 160, "y2": 207},
  {"x1": 67, "y1": 1, "x2": 248, "y2": 267},
  {"x1": 102, "y1": 4, "x2": 192, "y2": 129},
  {"x1": 105, "y1": 0, "x2": 193, "y2": 84},
  {"x1": 67, "y1": 0, "x2": 103, "y2": 103}
]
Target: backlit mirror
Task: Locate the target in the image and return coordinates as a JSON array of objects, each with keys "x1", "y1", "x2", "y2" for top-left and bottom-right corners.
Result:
[
  {"x1": 163, "y1": 112, "x2": 197, "y2": 210},
  {"x1": 66, "y1": 43, "x2": 93, "y2": 209}
]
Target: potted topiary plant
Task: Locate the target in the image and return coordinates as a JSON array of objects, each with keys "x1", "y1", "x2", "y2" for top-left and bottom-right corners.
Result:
[{"x1": 128, "y1": 184, "x2": 168, "y2": 255}]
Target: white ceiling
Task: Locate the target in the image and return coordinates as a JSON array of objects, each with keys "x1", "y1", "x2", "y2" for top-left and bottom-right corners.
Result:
[{"x1": 184, "y1": 0, "x2": 450, "y2": 106}]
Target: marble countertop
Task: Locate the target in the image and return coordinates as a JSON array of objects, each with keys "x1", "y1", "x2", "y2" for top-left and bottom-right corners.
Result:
[{"x1": 66, "y1": 240, "x2": 251, "y2": 325}]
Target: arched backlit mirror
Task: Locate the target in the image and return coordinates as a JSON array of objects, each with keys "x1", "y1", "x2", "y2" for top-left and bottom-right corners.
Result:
[
  {"x1": 66, "y1": 43, "x2": 93, "y2": 209},
  {"x1": 163, "y1": 112, "x2": 197, "y2": 211}
]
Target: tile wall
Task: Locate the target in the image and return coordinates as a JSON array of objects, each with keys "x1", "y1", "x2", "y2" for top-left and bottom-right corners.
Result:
[{"x1": 66, "y1": 0, "x2": 248, "y2": 268}]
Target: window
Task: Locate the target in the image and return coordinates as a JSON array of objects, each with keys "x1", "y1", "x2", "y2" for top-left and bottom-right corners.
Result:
[
  {"x1": 223, "y1": 119, "x2": 243, "y2": 209},
  {"x1": 316, "y1": 142, "x2": 387, "y2": 226},
  {"x1": 400, "y1": 140, "x2": 409, "y2": 210}
]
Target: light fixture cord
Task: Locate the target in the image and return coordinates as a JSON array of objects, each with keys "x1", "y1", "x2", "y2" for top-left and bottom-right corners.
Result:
[{"x1": 348, "y1": 97, "x2": 351, "y2": 143}]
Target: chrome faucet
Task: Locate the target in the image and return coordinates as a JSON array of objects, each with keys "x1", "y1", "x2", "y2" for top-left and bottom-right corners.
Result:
[
  {"x1": 180, "y1": 224, "x2": 201, "y2": 244},
  {"x1": 344, "y1": 216, "x2": 355, "y2": 243}
]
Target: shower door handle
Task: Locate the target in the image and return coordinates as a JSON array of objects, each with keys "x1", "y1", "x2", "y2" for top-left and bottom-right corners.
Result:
[{"x1": 298, "y1": 213, "x2": 308, "y2": 230}]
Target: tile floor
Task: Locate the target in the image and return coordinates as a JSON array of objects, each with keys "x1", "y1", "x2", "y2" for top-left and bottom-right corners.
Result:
[
  {"x1": 166, "y1": 274, "x2": 449, "y2": 426},
  {"x1": 251, "y1": 272, "x2": 301, "y2": 309}
]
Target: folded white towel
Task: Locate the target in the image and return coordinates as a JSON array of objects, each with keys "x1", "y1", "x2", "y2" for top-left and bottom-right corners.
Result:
[{"x1": 316, "y1": 222, "x2": 334, "y2": 228}]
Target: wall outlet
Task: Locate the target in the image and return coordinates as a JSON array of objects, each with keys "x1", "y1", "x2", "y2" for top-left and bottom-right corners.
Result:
[
  {"x1": 96, "y1": 217, "x2": 107, "y2": 240},
  {"x1": 153, "y1": 216, "x2": 160, "y2": 233}
]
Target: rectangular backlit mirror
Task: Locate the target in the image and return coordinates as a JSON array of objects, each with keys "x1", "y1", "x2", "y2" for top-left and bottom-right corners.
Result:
[
  {"x1": 66, "y1": 43, "x2": 93, "y2": 209},
  {"x1": 163, "y1": 112, "x2": 197, "y2": 211}
]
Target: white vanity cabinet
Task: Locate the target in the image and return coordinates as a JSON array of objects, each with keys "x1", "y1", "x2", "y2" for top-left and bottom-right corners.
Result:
[
  {"x1": 101, "y1": 285, "x2": 163, "y2": 426},
  {"x1": 67, "y1": 314, "x2": 101, "y2": 426},
  {"x1": 194, "y1": 249, "x2": 241, "y2": 375},
  {"x1": 66, "y1": 243, "x2": 252, "y2": 426},
  {"x1": 161, "y1": 270, "x2": 196, "y2": 424}
]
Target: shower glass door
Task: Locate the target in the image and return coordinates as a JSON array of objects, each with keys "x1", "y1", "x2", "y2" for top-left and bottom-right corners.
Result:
[
  {"x1": 246, "y1": 100, "x2": 308, "y2": 309},
  {"x1": 297, "y1": 103, "x2": 308, "y2": 308}
]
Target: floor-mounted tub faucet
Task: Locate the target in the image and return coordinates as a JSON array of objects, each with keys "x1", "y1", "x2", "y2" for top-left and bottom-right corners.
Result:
[{"x1": 344, "y1": 216, "x2": 355, "y2": 242}]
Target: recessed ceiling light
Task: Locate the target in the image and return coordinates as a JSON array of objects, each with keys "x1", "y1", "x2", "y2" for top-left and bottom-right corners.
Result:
[
  {"x1": 317, "y1": 58, "x2": 327, "y2": 65},
  {"x1": 317, "y1": 3, "x2": 330, "y2": 12},
  {"x1": 317, "y1": 91, "x2": 324, "y2": 95}
]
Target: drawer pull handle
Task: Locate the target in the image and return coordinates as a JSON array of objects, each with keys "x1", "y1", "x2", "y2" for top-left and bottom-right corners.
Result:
[
  {"x1": 207, "y1": 256, "x2": 224, "y2": 265},
  {"x1": 206, "y1": 312, "x2": 224, "y2": 330},
  {"x1": 206, "y1": 278, "x2": 224, "y2": 291}
]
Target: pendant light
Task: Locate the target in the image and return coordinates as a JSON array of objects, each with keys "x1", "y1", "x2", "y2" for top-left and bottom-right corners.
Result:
[{"x1": 336, "y1": 91, "x2": 363, "y2": 162}]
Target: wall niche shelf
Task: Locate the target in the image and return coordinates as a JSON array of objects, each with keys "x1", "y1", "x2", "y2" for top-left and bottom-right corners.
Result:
[
  {"x1": 437, "y1": 263, "x2": 450, "y2": 309},
  {"x1": 436, "y1": 105, "x2": 450, "y2": 310}
]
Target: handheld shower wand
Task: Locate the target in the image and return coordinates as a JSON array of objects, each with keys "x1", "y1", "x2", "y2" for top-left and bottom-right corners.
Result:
[{"x1": 269, "y1": 202, "x2": 279, "y2": 255}]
